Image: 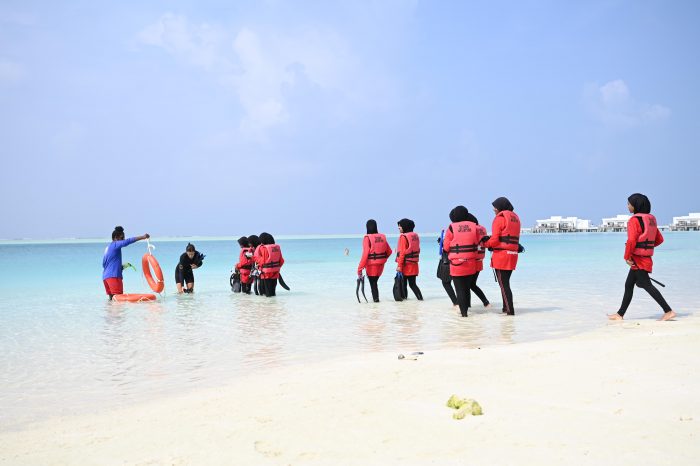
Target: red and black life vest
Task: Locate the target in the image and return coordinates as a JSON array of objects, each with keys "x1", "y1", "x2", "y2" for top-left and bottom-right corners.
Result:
[
  {"x1": 492, "y1": 211, "x2": 521, "y2": 251},
  {"x1": 631, "y1": 213, "x2": 658, "y2": 257},
  {"x1": 260, "y1": 244, "x2": 282, "y2": 274},
  {"x1": 365, "y1": 233, "x2": 390, "y2": 266},
  {"x1": 447, "y1": 221, "x2": 480, "y2": 265},
  {"x1": 239, "y1": 247, "x2": 254, "y2": 270},
  {"x1": 475, "y1": 224, "x2": 487, "y2": 261},
  {"x1": 397, "y1": 232, "x2": 420, "y2": 263}
]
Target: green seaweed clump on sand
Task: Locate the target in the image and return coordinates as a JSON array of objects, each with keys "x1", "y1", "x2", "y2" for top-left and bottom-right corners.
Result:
[{"x1": 446, "y1": 395, "x2": 483, "y2": 419}]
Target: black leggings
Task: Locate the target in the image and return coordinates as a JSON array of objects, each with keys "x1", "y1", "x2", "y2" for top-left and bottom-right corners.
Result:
[
  {"x1": 402, "y1": 275, "x2": 423, "y2": 300},
  {"x1": 367, "y1": 276, "x2": 380, "y2": 302},
  {"x1": 452, "y1": 275, "x2": 475, "y2": 317},
  {"x1": 470, "y1": 271, "x2": 489, "y2": 306},
  {"x1": 618, "y1": 269, "x2": 671, "y2": 316},
  {"x1": 262, "y1": 278, "x2": 277, "y2": 297},
  {"x1": 495, "y1": 269, "x2": 514, "y2": 315},
  {"x1": 442, "y1": 279, "x2": 458, "y2": 305}
]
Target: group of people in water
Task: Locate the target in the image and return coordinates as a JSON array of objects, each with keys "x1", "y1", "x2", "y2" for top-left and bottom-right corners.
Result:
[
  {"x1": 102, "y1": 193, "x2": 676, "y2": 321},
  {"x1": 232, "y1": 233, "x2": 286, "y2": 297}
]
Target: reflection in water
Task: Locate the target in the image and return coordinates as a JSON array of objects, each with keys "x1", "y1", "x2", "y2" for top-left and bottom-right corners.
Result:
[
  {"x1": 358, "y1": 305, "x2": 386, "y2": 352},
  {"x1": 235, "y1": 295, "x2": 287, "y2": 369},
  {"x1": 391, "y1": 300, "x2": 424, "y2": 349}
]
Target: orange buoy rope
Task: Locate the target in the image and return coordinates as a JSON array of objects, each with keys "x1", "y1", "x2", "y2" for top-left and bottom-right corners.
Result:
[{"x1": 113, "y1": 293, "x2": 157, "y2": 303}]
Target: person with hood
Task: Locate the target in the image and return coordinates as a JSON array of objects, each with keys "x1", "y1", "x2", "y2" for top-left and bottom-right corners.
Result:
[
  {"x1": 395, "y1": 218, "x2": 423, "y2": 300},
  {"x1": 437, "y1": 210, "x2": 458, "y2": 307},
  {"x1": 608, "y1": 193, "x2": 676, "y2": 321},
  {"x1": 255, "y1": 232, "x2": 284, "y2": 297},
  {"x1": 483, "y1": 197, "x2": 521, "y2": 316},
  {"x1": 443, "y1": 206, "x2": 484, "y2": 317},
  {"x1": 466, "y1": 212, "x2": 490, "y2": 309},
  {"x1": 102, "y1": 226, "x2": 150, "y2": 299},
  {"x1": 358, "y1": 219, "x2": 393, "y2": 302},
  {"x1": 234, "y1": 236, "x2": 254, "y2": 294},
  {"x1": 176, "y1": 243, "x2": 205, "y2": 294}
]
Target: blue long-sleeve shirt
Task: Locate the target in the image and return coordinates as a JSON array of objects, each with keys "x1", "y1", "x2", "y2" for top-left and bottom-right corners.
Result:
[{"x1": 102, "y1": 237, "x2": 138, "y2": 279}]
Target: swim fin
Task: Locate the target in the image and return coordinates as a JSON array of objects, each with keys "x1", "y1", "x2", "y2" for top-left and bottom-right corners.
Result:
[
  {"x1": 278, "y1": 275, "x2": 290, "y2": 291},
  {"x1": 356, "y1": 275, "x2": 368, "y2": 303}
]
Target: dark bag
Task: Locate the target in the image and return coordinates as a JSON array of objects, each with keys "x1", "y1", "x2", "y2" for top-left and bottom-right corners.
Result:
[
  {"x1": 230, "y1": 272, "x2": 241, "y2": 293},
  {"x1": 393, "y1": 272, "x2": 405, "y2": 301},
  {"x1": 436, "y1": 252, "x2": 451, "y2": 281}
]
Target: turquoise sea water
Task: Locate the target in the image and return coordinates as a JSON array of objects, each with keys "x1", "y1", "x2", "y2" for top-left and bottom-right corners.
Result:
[{"x1": 1, "y1": 233, "x2": 699, "y2": 429}]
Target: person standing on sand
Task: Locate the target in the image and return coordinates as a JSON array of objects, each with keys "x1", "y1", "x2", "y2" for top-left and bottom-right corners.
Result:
[{"x1": 608, "y1": 193, "x2": 676, "y2": 321}]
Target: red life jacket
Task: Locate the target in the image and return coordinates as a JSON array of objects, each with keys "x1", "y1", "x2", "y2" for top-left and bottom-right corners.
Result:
[
  {"x1": 239, "y1": 247, "x2": 254, "y2": 270},
  {"x1": 365, "y1": 233, "x2": 390, "y2": 266},
  {"x1": 397, "y1": 232, "x2": 420, "y2": 263},
  {"x1": 475, "y1": 225, "x2": 487, "y2": 262},
  {"x1": 492, "y1": 211, "x2": 521, "y2": 251},
  {"x1": 260, "y1": 244, "x2": 283, "y2": 274},
  {"x1": 447, "y1": 221, "x2": 480, "y2": 265},
  {"x1": 631, "y1": 214, "x2": 658, "y2": 257}
]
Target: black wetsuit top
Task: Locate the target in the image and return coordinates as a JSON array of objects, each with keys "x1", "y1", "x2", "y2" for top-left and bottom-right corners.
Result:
[{"x1": 175, "y1": 251, "x2": 204, "y2": 284}]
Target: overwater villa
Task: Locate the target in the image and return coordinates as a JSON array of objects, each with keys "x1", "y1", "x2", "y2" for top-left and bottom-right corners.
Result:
[
  {"x1": 533, "y1": 216, "x2": 597, "y2": 233},
  {"x1": 671, "y1": 213, "x2": 700, "y2": 231}
]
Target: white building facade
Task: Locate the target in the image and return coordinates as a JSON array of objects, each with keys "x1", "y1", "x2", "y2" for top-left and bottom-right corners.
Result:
[
  {"x1": 533, "y1": 216, "x2": 596, "y2": 233},
  {"x1": 672, "y1": 213, "x2": 700, "y2": 231},
  {"x1": 599, "y1": 214, "x2": 631, "y2": 232}
]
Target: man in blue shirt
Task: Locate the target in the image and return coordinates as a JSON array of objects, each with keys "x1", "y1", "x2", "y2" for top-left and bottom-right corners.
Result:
[{"x1": 102, "y1": 226, "x2": 150, "y2": 299}]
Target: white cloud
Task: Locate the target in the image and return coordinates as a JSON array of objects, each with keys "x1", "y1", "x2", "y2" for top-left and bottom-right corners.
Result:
[
  {"x1": 137, "y1": 13, "x2": 230, "y2": 70},
  {"x1": 0, "y1": 59, "x2": 24, "y2": 83},
  {"x1": 137, "y1": 14, "x2": 385, "y2": 137},
  {"x1": 584, "y1": 79, "x2": 670, "y2": 128}
]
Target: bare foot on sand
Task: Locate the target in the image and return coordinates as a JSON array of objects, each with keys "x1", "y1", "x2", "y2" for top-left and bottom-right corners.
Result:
[
  {"x1": 484, "y1": 303, "x2": 491, "y2": 309},
  {"x1": 659, "y1": 310, "x2": 677, "y2": 321},
  {"x1": 607, "y1": 313, "x2": 623, "y2": 321}
]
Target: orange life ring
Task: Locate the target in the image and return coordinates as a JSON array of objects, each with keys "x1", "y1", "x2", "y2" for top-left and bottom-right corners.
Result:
[
  {"x1": 142, "y1": 253, "x2": 165, "y2": 293},
  {"x1": 113, "y1": 293, "x2": 157, "y2": 302}
]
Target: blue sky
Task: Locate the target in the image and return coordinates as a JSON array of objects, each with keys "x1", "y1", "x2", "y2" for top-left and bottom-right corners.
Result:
[{"x1": 1, "y1": 0, "x2": 698, "y2": 239}]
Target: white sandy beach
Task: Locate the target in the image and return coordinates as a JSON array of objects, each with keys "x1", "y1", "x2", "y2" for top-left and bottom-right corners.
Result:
[{"x1": 1, "y1": 313, "x2": 699, "y2": 466}]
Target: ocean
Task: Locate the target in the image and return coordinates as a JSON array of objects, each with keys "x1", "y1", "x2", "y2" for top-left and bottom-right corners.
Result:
[{"x1": 1, "y1": 233, "x2": 698, "y2": 429}]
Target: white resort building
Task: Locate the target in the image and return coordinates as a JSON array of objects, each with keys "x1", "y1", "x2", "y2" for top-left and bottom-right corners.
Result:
[
  {"x1": 533, "y1": 216, "x2": 596, "y2": 233},
  {"x1": 599, "y1": 214, "x2": 631, "y2": 232},
  {"x1": 671, "y1": 213, "x2": 700, "y2": 231}
]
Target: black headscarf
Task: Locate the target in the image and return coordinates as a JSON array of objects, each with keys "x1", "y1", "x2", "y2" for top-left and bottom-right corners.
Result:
[
  {"x1": 112, "y1": 226, "x2": 124, "y2": 240},
  {"x1": 466, "y1": 213, "x2": 479, "y2": 225},
  {"x1": 628, "y1": 193, "x2": 651, "y2": 214},
  {"x1": 366, "y1": 219, "x2": 378, "y2": 235},
  {"x1": 259, "y1": 232, "x2": 275, "y2": 245},
  {"x1": 397, "y1": 218, "x2": 415, "y2": 233},
  {"x1": 248, "y1": 234, "x2": 261, "y2": 248},
  {"x1": 237, "y1": 236, "x2": 250, "y2": 247},
  {"x1": 451, "y1": 205, "x2": 470, "y2": 222},
  {"x1": 448, "y1": 208, "x2": 456, "y2": 222},
  {"x1": 492, "y1": 197, "x2": 514, "y2": 212}
]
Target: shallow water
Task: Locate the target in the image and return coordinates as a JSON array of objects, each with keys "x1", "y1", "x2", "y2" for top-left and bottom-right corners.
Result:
[{"x1": 1, "y1": 233, "x2": 698, "y2": 429}]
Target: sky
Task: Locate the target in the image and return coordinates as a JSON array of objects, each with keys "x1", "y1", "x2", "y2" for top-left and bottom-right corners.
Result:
[{"x1": 1, "y1": 0, "x2": 698, "y2": 239}]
